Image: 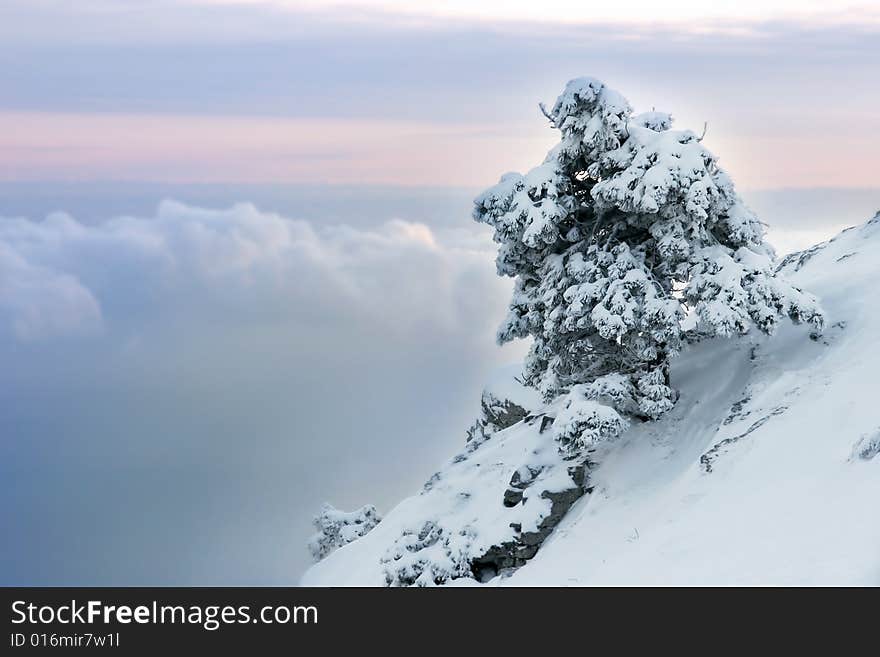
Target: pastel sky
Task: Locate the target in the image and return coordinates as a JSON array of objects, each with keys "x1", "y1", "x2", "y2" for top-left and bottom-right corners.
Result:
[{"x1": 2, "y1": 0, "x2": 879, "y2": 189}]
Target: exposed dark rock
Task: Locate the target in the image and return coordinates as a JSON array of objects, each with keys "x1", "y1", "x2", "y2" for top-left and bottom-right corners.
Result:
[
  {"x1": 481, "y1": 393, "x2": 530, "y2": 432},
  {"x1": 486, "y1": 397, "x2": 530, "y2": 431},
  {"x1": 502, "y1": 465, "x2": 543, "y2": 507},
  {"x1": 701, "y1": 406, "x2": 788, "y2": 473},
  {"x1": 471, "y1": 458, "x2": 592, "y2": 579},
  {"x1": 852, "y1": 430, "x2": 880, "y2": 461},
  {"x1": 722, "y1": 393, "x2": 752, "y2": 425},
  {"x1": 466, "y1": 392, "x2": 530, "y2": 449},
  {"x1": 420, "y1": 472, "x2": 441, "y2": 494}
]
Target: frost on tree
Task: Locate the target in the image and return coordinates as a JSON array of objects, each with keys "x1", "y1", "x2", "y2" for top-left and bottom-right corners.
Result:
[
  {"x1": 474, "y1": 77, "x2": 824, "y2": 452},
  {"x1": 308, "y1": 503, "x2": 381, "y2": 562}
]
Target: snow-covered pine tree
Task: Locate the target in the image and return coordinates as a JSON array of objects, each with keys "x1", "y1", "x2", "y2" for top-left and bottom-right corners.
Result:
[{"x1": 474, "y1": 77, "x2": 824, "y2": 454}]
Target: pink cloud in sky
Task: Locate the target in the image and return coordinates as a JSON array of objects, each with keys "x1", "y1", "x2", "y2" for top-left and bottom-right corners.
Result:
[
  {"x1": 1, "y1": 110, "x2": 877, "y2": 190},
  {"x1": 0, "y1": 112, "x2": 553, "y2": 187}
]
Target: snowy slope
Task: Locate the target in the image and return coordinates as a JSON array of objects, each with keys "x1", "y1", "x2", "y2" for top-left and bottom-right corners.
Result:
[{"x1": 303, "y1": 214, "x2": 880, "y2": 586}]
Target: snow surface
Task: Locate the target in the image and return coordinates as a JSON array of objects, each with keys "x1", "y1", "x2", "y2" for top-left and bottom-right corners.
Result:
[{"x1": 302, "y1": 213, "x2": 880, "y2": 586}]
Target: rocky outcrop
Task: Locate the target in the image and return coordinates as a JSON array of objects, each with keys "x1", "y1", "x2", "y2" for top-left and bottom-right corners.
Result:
[
  {"x1": 471, "y1": 455, "x2": 592, "y2": 580},
  {"x1": 466, "y1": 390, "x2": 531, "y2": 449},
  {"x1": 369, "y1": 369, "x2": 594, "y2": 586}
]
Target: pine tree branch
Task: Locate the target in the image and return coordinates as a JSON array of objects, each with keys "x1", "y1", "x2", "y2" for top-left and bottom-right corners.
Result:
[{"x1": 539, "y1": 102, "x2": 556, "y2": 127}]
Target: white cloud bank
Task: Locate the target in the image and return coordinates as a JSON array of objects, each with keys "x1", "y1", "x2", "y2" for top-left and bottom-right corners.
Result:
[
  {"x1": 0, "y1": 240, "x2": 102, "y2": 341},
  {"x1": 0, "y1": 200, "x2": 508, "y2": 345}
]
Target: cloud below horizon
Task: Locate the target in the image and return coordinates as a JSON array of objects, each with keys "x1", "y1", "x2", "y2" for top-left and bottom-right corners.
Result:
[
  {"x1": 0, "y1": 199, "x2": 525, "y2": 584},
  {"x1": 0, "y1": 199, "x2": 511, "y2": 342}
]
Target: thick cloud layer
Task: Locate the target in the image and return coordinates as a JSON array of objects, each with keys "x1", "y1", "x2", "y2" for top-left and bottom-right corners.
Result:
[
  {"x1": 0, "y1": 200, "x2": 523, "y2": 584},
  {"x1": 0, "y1": 200, "x2": 504, "y2": 341},
  {"x1": 0, "y1": 241, "x2": 101, "y2": 341}
]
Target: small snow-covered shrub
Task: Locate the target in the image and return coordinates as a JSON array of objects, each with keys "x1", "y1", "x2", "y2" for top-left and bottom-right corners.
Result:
[
  {"x1": 553, "y1": 387, "x2": 629, "y2": 453},
  {"x1": 583, "y1": 373, "x2": 638, "y2": 414},
  {"x1": 308, "y1": 503, "x2": 381, "y2": 562},
  {"x1": 381, "y1": 522, "x2": 476, "y2": 587}
]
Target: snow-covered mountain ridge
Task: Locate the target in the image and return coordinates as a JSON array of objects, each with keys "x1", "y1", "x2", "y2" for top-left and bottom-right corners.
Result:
[{"x1": 303, "y1": 213, "x2": 880, "y2": 586}]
